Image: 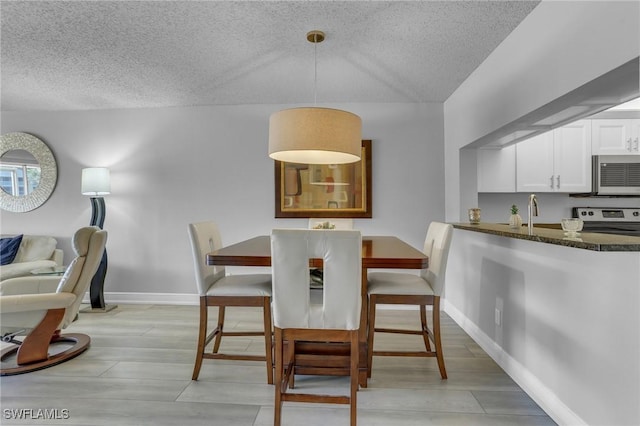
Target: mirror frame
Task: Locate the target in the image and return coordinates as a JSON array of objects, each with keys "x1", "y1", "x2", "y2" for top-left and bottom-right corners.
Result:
[
  {"x1": 0, "y1": 132, "x2": 57, "y2": 212},
  {"x1": 274, "y1": 140, "x2": 372, "y2": 218}
]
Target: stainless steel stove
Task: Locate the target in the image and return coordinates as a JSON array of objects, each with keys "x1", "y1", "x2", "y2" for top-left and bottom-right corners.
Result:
[{"x1": 572, "y1": 207, "x2": 640, "y2": 236}]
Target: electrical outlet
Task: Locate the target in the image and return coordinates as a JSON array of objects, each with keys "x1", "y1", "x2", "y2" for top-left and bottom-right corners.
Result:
[{"x1": 494, "y1": 308, "x2": 502, "y2": 326}]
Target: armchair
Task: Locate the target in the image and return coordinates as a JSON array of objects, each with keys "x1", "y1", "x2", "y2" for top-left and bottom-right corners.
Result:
[{"x1": 0, "y1": 226, "x2": 107, "y2": 375}]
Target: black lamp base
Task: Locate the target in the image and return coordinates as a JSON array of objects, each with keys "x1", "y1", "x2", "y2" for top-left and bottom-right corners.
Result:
[
  {"x1": 80, "y1": 304, "x2": 118, "y2": 313},
  {"x1": 84, "y1": 196, "x2": 114, "y2": 312}
]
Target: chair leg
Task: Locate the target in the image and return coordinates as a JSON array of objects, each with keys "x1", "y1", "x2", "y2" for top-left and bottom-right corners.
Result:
[
  {"x1": 287, "y1": 338, "x2": 296, "y2": 389},
  {"x1": 432, "y1": 297, "x2": 447, "y2": 379},
  {"x1": 419, "y1": 304, "x2": 432, "y2": 352},
  {"x1": 192, "y1": 299, "x2": 208, "y2": 380},
  {"x1": 212, "y1": 306, "x2": 225, "y2": 354},
  {"x1": 263, "y1": 297, "x2": 274, "y2": 385},
  {"x1": 367, "y1": 294, "x2": 376, "y2": 378},
  {"x1": 274, "y1": 328, "x2": 283, "y2": 426},
  {"x1": 350, "y1": 330, "x2": 359, "y2": 426}
]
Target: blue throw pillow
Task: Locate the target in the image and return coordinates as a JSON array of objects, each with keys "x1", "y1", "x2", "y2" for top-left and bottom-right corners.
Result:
[{"x1": 0, "y1": 234, "x2": 23, "y2": 266}]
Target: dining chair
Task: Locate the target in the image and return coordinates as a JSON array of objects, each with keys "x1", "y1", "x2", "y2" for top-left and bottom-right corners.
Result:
[
  {"x1": 271, "y1": 229, "x2": 362, "y2": 426},
  {"x1": 366, "y1": 221, "x2": 453, "y2": 379},
  {"x1": 307, "y1": 218, "x2": 354, "y2": 290},
  {"x1": 188, "y1": 221, "x2": 273, "y2": 383},
  {"x1": 1, "y1": 226, "x2": 107, "y2": 375}
]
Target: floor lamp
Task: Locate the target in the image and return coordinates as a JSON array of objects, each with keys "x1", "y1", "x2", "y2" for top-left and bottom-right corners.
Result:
[{"x1": 80, "y1": 167, "x2": 117, "y2": 313}]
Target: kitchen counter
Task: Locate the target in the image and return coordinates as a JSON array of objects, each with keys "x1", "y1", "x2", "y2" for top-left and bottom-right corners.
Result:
[
  {"x1": 452, "y1": 222, "x2": 640, "y2": 251},
  {"x1": 446, "y1": 225, "x2": 640, "y2": 426}
]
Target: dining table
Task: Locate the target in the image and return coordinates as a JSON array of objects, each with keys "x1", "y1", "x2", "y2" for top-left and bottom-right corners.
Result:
[{"x1": 206, "y1": 235, "x2": 428, "y2": 387}]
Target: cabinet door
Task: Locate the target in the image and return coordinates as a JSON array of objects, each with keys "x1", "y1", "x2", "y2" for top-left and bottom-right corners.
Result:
[
  {"x1": 592, "y1": 119, "x2": 634, "y2": 154},
  {"x1": 630, "y1": 120, "x2": 640, "y2": 153},
  {"x1": 516, "y1": 131, "x2": 555, "y2": 192},
  {"x1": 553, "y1": 120, "x2": 592, "y2": 192},
  {"x1": 477, "y1": 145, "x2": 516, "y2": 192}
]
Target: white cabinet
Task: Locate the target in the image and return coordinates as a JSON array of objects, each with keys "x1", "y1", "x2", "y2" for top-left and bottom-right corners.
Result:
[
  {"x1": 592, "y1": 119, "x2": 640, "y2": 155},
  {"x1": 477, "y1": 145, "x2": 516, "y2": 192},
  {"x1": 516, "y1": 131, "x2": 555, "y2": 192},
  {"x1": 516, "y1": 120, "x2": 592, "y2": 193}
]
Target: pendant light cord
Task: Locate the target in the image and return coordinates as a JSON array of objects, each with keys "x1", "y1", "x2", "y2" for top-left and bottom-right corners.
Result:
[
  {"x1": 313, "y1": 32, "x2": 318, "y2": 105},
  {"x1": 306, "y1": 30, "x2": 324, "y2": 105}
]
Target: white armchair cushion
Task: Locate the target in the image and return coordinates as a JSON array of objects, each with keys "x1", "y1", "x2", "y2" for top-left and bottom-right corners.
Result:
[
  {"x1": 0, "y1": 292, "x2": 76, "y2": 331},
  {"x1": 56, "y1": 257, "x2": 84, "y2": 294},
  {"x1": 0, "y1": 275, "x2": 61, "y2": 296},
  {"x1": 0, "y1": 292, "x2": 76, "y2": 314}
]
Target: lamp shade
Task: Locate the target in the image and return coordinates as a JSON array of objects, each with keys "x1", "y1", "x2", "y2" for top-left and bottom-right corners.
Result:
[
  {"x1": 268, "y1": 107, "x2": 362, "y2": 164},
  {"x1": 81, "y1": 168, "x2": 111, "y2": 196}
]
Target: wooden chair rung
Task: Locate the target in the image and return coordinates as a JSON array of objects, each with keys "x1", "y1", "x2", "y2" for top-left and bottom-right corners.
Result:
[
  {"x1": 373, "y1": 350, "x2": 436, "y2": 357},
  {"x1": 202, "y1": 353, "x2": 266, "y2": 361},
  {"x1": 374, "y1": 327, "x2": 423, "y2": 335},
  {"x1": 219, "y1": 331, "x2": 265, "y2": 337},
  {"x1": 283, "y1": 393, "x2": 350, "y2": 404}
]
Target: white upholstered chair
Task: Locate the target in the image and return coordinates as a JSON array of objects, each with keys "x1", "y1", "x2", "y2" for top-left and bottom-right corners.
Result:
[
  {"x1": 188, "y1": 221, "x2": 273, "y2": 383},
  {"x1": 271, "y1": 229, "x2": 362, "y2": 426},
  {"x1": 367, "y1": 222, "x2": 453, "y2": 379},
  {"x1": 0, "y1": 226, "x2": 107, "y2": 375},
  {"x1": 307, "y1": 218, "x2": 353, "y2": 289}
]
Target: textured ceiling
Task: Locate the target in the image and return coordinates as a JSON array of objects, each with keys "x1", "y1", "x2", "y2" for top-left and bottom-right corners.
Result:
[{"x1": 1, "y1": 1, "x2": 540, "y2": 112}]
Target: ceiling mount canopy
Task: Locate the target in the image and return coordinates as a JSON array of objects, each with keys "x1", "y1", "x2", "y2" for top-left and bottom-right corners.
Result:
[{"x1": 268, "y1": 30, "x2": 362, "y2": 165}]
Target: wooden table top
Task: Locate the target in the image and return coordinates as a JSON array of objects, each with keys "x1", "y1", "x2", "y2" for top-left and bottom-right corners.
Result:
[{"x1": 206, "y1": 235, "x2": 428, "y2": 269}]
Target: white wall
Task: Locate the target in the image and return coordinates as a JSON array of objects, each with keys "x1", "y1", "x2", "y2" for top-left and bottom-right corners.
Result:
[
  {"x1": 446, "y1": 229, "x2": 640, "y2": 425},
  {"x1": 0, "y1": 102, "x2": 444, "y2": 301},
  {"x1": 444, "y1": 1, "x2": 640, "y2": 222}
]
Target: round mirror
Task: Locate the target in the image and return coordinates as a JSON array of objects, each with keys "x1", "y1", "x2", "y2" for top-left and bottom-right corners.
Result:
[{"x1": 0, "y1": 133, "x2": 57, "y2": 212}]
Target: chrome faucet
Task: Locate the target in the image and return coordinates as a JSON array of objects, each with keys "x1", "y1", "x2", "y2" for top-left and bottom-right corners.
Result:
[{"x1": 527, "y1": 194, "x2": 539, "y2": 235}]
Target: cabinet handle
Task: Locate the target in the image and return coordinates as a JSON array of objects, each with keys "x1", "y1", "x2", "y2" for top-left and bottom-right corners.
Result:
[
  {"x1": 550, "y1": 176, "x2": 554, "y2": 188},
  {"x1": 556, "y1": 175, "x2": 560, "y2": 189},
  {"x1": 628, "y1": 138, "x2": 633, "y2": 151},
  {"x1": 635, "y1": 137, "x2": 639, "y2": 151}
]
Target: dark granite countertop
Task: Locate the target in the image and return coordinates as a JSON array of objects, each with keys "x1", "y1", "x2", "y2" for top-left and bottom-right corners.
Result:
[{"x1": 452, "y1": 223, "x2": 640, "y2": 252}]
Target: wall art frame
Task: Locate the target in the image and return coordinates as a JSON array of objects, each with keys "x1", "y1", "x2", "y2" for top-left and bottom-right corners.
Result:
[{"x1": 274, "y1": 140, "x2": 372, "y2": 218}]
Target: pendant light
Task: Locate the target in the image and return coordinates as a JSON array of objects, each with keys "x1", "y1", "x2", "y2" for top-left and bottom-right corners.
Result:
[{"x1": 268, "y1": 30, "x2": 362, "y2": 165}]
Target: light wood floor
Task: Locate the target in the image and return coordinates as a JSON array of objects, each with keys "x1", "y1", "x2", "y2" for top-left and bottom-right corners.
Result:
[{"x1": 1, "y1": 304, "x2": 556, "y2": 425}]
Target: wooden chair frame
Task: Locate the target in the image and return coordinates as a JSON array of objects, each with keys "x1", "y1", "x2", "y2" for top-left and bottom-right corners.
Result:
[
  {"x1": 192, "y1": 294, "x2": 273, "y2": 384},
  {"x1": 1, "y1": 308, "x2": 90, "y2": 376},
  {"x1": 367, "y1": 294, "x2": 446, "y2": 379},
  {"x1": 274, "y1": 327, "x2": 359, "y2": 426}
]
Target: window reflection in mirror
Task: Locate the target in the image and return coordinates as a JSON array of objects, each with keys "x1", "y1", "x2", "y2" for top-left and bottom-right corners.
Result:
[{"x1": 0, "y1": 149, "x2": 41, "y2": 197}]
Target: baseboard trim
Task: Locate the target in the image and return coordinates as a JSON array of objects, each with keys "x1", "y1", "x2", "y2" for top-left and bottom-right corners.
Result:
[
  {"x1": 443, "y1": 299, "x2": 585, "y2": 426},
  {"x1": 83, "y1": 292, "x2": 199, "y2": 306},
  {"x1": 86, "y1": 293, "x2": 422, "y2": 310}
]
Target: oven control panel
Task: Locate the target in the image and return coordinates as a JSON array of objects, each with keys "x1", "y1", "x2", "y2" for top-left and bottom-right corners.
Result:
[{"x1": 573, "y1": 207, "x2": 640, "y2": 222}]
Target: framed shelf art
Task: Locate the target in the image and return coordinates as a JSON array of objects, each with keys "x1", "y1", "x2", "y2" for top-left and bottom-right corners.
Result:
[{"x1": 274, "y1": 140, "x2": 372, "y2": 218}]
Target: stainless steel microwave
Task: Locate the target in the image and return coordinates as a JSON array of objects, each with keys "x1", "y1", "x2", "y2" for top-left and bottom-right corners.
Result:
[{"x1": 592, "y1": 155, "x2": 640, "y2": 195}]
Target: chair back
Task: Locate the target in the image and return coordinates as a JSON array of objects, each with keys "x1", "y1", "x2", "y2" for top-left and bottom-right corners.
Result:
[
  {"x1": 420, "y1": 222, "x2": 453, "y2": 296},
  {"x1": 188, "y1": 221, "x2": 226, "y2": 296},
  {"x1": 271, "y1": 229, "x2": 361, "y2": 330},
  {"x1": 55, "y1": 226, "x2": 107, "y2": 328}
]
